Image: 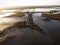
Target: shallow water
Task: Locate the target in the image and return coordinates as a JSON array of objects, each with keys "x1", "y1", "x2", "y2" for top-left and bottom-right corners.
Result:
[{"x1": 0, "y1": 13, "x2": 60, "y2": 45}]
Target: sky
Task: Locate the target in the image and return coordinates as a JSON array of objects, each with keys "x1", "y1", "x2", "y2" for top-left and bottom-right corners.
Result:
[{"x1": 0, "y1": 0, "x2": 60, "y2": 7}]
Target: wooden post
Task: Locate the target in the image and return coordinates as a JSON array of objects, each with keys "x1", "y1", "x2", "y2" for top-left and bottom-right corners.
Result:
[
  {"x1": 27, "y1": 12, "x2": 34, "y2": 25},
  {"x1": 27, "y1": 12, "x2": 43, "y2": 31}
]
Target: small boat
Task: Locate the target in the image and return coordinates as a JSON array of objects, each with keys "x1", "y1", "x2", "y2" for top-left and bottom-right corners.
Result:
[
  {"x1": 42, "y1": 10, "x2": 60, "y2": 20},
  {"x1": 0, "y1": 10, "x2": 27, "y2": 34}
]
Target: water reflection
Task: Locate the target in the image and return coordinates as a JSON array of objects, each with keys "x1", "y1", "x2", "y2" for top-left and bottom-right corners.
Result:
[{"x1": 0, "y1": 10, "x2": 60, "y2": 45}]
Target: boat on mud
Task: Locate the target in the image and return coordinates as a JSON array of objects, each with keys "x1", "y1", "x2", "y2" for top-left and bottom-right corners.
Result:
[{"x1": 42, "y1": 10, "x2": 60, "y2": 20}]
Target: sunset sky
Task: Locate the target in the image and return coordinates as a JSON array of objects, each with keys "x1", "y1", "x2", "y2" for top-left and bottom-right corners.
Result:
[{"x1": 0, "y1": 0, "x2": 60, "y2": 7}]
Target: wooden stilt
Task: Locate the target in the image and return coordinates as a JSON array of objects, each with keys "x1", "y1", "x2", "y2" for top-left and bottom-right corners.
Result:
[{"x1": 27, "y1": 12, "x2": 43, "y2": 31}]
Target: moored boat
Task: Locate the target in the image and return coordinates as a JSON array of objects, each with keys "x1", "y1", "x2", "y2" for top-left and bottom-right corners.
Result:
[{"x1": 42, "y1": 10, "x2": 60, "y2": 20}]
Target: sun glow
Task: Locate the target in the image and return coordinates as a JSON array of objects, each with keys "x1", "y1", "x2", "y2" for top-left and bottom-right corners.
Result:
[{"x1": 0, "y1": 0, "x2": 60, "y2": 7}]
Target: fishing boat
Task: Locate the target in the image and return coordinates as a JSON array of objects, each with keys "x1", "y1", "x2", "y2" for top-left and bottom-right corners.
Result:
[
  {"x1": 42, "y1": 10, "x2": 60, "y2": 20},
  {"x1": 0, "y1": 10, "x2": 27, "y2": 34},
  {"x1": 0, "y1": 9, "x2": 29, "y2": 42}
]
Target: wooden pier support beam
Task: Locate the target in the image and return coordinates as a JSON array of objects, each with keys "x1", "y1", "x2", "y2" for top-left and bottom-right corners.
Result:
[
  {"x1": 28, "y1": 12, "x2": 34, "y2": 25},
  {"x1": 27, "y1": 12, "x2": 43, "y2": 31}
]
